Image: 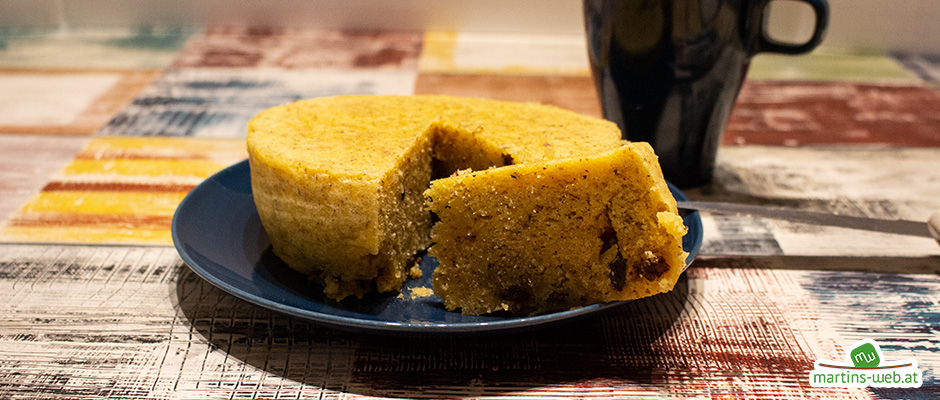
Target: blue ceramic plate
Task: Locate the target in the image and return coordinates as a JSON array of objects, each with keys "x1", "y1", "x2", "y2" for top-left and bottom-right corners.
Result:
[{"x1": 172, "y1": 160, "x2": 702, "y2": 335}]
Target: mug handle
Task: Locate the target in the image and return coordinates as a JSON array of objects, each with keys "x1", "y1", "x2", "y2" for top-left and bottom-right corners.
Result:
[{"x1": 758, "y1": 0, "x2": 829, "y2": 54}]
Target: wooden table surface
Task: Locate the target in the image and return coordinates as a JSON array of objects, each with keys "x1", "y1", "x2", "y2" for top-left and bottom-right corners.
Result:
[{"x1": 1, "y1": 26, "x2": 939, "y2": 399}]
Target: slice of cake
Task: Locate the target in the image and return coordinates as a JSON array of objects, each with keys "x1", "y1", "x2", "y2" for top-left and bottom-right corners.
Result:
[
  {"x1": 426, "y1": 143, "x2": 688, "y2": 315},
  {"x1": 247, "y1": 95, "x2": 624, "y2": 301}
]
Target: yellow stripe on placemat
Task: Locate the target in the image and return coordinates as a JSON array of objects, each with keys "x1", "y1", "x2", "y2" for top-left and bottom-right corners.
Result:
[
  {"x1": 419, "y1": 31, "x2": 592, "y2": 76},
  {"x1": 0, "y1": 137, "x2": 246, "y2": 245},
  {"x1": 63, "y1": 159, "x2": 230, "y2": 178},
  {"x1": 419, "y1": 31, "x2": 459, "y2": 73},
  {"x1": 20, "y1": 191, "x2": 186, "y2": 215}
]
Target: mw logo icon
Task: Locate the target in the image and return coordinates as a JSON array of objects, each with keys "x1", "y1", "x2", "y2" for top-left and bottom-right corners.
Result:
[{"x1": 850, "y1": 342, "x2": 881, "y2": 368}]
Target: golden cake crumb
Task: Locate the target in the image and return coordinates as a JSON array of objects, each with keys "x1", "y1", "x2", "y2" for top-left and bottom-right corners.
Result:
[{"x1": 409, "y1": 287, "x2": 435, "y2": 299}]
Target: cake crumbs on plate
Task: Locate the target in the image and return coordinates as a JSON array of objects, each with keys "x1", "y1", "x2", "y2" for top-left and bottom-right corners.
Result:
[{"x1": 409, "y1": 287, "x2": 434, "y2": 299}]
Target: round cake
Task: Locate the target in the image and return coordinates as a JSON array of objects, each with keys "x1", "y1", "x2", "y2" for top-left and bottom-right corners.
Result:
[{"x1": 246, "y1": 94, "x2": 687, "y2": 314}]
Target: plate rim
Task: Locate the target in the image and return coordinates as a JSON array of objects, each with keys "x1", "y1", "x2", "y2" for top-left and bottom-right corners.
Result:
[{"x1": 172, "y1": 159, "x2": 703, "y2": 335}]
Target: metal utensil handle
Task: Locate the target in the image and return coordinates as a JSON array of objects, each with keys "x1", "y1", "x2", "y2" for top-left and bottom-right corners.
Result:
[
  {"x1": 678, "y1": 201, "x2": 934, "y2": 239},
  {"x1": 928, "y1": 210, "x2": 940, "y2": 245}
]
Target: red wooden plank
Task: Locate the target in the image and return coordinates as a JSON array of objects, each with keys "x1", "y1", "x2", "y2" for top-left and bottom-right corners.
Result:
[{"x1": 726, "y1": 82, "x2": 940, "y2": 147}]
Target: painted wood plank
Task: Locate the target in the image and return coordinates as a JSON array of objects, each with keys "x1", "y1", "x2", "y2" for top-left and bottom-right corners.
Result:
[
  {"x1": 414, "y1": 73, "x2": 602, "y2": 118},
  {"x1": 892, "y1": 52, "x2": 940, "y2": 84},
  {"x1": 0, "y1": 134, "x2": 88, "y2": 222},
  {"x1": 0, "y1": 243, "x2": 904, "y2": 399},
  {"x1": 726, "y1": 82, "x2": 940, "y2": 147},
  {"x1": 0, "y1": 137, "x2": 246, "y2": 245},
  {"x1": 0, "y1": 69, "x2": 160, "y2": 136},
  {"x1": 419, "y1": 31, "x2": 591, "y2": 76},
  {"x1": 95, "y1": 68, "x2": 417, "y2": 137},
  {"x1": 690, "y1": 146, "x2": 940, "y2": 258},
  {"x1": 748, "y1": 50, "x2": 921, "y2": 83},
  {"x1": 171, "y1": 27, "x2": 423, "y2": 70},
  {"x1": 0, "y1": 27, "x2": 194, "y2": 70}
]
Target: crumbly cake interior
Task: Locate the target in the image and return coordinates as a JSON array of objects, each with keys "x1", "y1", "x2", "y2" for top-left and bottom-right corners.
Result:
[
  {"x1": 247, "y1": 95, "x2": 626, "y2": 302},
  {"x1": 426, "y1": 143, "x2": 688, "y2": 315}
]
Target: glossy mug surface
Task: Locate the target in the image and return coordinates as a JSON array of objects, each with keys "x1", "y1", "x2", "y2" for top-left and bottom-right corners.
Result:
[{"x1": 584, "y1": 0, "x2": 828, "y2": 187}]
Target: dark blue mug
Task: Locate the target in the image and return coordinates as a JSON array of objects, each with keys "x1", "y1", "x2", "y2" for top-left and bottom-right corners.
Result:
[{"x1": 584, "y1": 0, "x2": 828, "y2": 187}]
